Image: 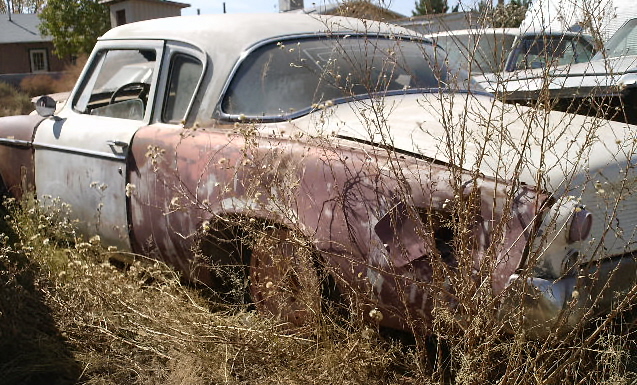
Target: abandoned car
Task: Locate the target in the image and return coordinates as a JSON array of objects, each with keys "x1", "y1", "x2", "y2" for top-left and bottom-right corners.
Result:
[
  {"x1": 1, "y1": 13, "x2": 637, "y2": 335},
  {"x1": 425, "y1": 28, "x2": 595, "y2": 101},
  {"x1": 492, "y1": 18, "x2": 637, "y2": 124}
]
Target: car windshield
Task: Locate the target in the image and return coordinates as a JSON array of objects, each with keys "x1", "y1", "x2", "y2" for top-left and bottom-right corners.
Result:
[
  {"x1": 98, "y1": 63, "x2": 154, "y2": 92},
  {"x1": 594, "y1": 18, "x2": 637, "y2": 59},
  {"x1": 221, "y1": 36, "x2": 465, "y2": 119},
  {"x1": 508, "y1": 35, "x2": 594, "y2": 71},
  {"x1": 432, "y1": 32, "x2": 516, "y2": 75}
]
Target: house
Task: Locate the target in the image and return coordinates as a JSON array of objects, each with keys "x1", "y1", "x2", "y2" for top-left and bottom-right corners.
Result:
[
  {"x1": 100, "y1": 0, "x2": 190, "y2": 28},
  {"x1": 0, "y1": 13, "x2": 70, "y2": 87}
]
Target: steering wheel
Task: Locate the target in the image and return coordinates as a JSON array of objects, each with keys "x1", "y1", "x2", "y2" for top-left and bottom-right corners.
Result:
[{"x1": 109, "y1": 82, "x2": 150, "y2": 105}]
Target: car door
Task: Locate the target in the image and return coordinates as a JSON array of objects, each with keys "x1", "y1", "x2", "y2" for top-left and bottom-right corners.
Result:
[{"x1": 33, "y1": 40, "x2": 164, "y2": 251}]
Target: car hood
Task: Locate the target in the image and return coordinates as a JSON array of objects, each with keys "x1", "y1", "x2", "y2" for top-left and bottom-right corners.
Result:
[
  {"x1": 293, "y1": 93, "x2": 634, "y2": 190},
  {"x1": 477, "y1": 56, "x2": 637, "y2": 95},
  {"x1": 548, "y1": 55, "x2": 637, "y2": 90},
  {"x1": 290, "y1": 92, "x2": 637, "y2": 259},
  {"x1": 571, "y1": 55, "x2": 637, "y2": 77}
]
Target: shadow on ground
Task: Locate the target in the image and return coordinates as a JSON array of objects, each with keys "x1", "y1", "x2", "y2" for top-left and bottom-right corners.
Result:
[{"x1": 0, "y1": 208, "x2": 80, "y2": 385}]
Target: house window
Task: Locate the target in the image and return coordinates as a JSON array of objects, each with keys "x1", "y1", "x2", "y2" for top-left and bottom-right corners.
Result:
[
  {"x1": 116, "y1": 10, "x2": 127, "y2": 26},
  {"x1": 29, "y1": 49, "x2": 49, "y2": 73}
]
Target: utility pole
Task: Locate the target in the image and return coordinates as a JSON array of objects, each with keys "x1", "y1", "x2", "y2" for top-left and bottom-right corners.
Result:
[{"x1": 6, "y1": 0, "x2": 11, "y2": 21}]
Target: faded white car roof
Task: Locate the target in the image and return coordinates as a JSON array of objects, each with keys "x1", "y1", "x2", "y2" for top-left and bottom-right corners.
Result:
[
  {"x1": 100, "y1": 13, "x2": 422, "y2": 51},
  {"x1": 98, "y1": 13, "x2": 428, "y2": 123}
]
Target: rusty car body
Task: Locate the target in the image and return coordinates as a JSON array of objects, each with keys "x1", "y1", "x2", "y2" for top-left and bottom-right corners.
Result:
[{"x1": 1, "y1": 13, "x2": 637, "y2": 335}]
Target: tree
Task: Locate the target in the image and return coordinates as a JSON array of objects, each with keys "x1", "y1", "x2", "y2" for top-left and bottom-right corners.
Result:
[
  {"x1": 491, "y1": 0, "x2": 532, "y2": 28},
  {"x1": 412, "y1": 0, "x2": 448, "y2": 16},
  {"x1": 0, "y1": 0, "x2": 45, "y2": 13},
  {"x1": 38, "y1": 0, "x2": 110, "y2": 58}
]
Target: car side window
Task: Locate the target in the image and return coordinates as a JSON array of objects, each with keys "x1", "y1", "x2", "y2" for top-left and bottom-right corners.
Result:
[
  {"x1": 162, "y1": 54, "x2": 203, "y2": 123},
  {"x1": 73, "y1": 49, "x2": 157, "y2": 120},
  {"x1": 603, "y1": 19, "x2": 637, "y2": 58}
]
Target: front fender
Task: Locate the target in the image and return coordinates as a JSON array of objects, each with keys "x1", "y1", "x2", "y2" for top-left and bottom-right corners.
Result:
[{"x1": 0, "y1": 114, "x2": 44, "y2": 199}]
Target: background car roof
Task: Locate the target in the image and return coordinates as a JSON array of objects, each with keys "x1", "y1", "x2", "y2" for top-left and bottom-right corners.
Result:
[{"x1": 425, "y1": 28, "x2": 521, "y2": 38}]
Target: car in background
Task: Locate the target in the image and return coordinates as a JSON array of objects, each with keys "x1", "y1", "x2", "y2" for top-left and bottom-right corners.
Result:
[
  {"x1": 425, "y1": 28, "x2": 595, "y2": 100},
  {"x1": 1, "y1": 14, "x2": 637, "y2": 336},
  {"x1": 496, "y1": 18, "x2": 637, "y2": 124}
]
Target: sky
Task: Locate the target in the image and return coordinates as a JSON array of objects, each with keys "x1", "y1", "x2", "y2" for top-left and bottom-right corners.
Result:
[{"x1": 180, "y1": 0, "x2": 445, "y2": 18}]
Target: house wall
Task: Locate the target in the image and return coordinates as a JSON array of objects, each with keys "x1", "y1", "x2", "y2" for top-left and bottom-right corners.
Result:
[
  {"x1": 0, "y1": 42, "x2": 67, "y2": 74},
  {"x1": 108, "y1": 0, "x2": 184, "y2": 26}
]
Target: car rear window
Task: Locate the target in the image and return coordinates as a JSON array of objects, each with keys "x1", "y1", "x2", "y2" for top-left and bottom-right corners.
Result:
[{"x1": 221, "y1": 36, "x2": 460, "y2": 119}]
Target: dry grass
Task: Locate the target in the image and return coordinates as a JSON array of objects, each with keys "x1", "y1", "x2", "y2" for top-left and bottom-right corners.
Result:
[
  {"x1": 0, "y1": 82, "x2": 33, "y2": 116},
  {"x1": 0, "y1": 197, "x2": 416, "y2": 385},
  {"x1": 18, "y1": 55, "x2": 88, "y2": 98},
  {"x1": 2, "y1": 164, "x2": 637, "y2": 385}
]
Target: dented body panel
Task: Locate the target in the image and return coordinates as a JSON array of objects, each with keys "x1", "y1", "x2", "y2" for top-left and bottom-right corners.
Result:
[{"x1": 125, "y1": 119, "x2": 544, "y2": 329}]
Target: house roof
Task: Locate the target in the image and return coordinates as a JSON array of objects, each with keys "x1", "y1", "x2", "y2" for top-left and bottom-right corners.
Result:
[
  {"x1": 0, "y1": 13, "x2": 50, "y2": 44},
  {"x1": 393, "y1": 11, "x2": 483, "y2": 34}
]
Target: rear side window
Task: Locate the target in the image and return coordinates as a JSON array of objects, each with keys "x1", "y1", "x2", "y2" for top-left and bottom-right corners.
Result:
[{"x1": 162, "y1": 54, "x2": 203, "y2": 123}]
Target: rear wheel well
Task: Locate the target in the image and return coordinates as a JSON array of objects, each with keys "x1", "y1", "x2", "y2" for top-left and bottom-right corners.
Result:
[
  {"x1": 197, "y1": 216, "x2": 338, "y2": 324},
  {"x1": 196, "y1": 216, "x2": 252, "y2": 305}
]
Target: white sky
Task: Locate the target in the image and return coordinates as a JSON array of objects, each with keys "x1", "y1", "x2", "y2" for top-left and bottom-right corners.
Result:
[{"x1": 180, "y1": 0, "x2": 463, "y2": 18}]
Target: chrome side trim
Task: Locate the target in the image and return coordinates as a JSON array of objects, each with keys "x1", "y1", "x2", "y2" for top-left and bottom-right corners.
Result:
[
  {"x1": 32, "y1": 142, "x2": 126, "y2": 161},
  {"x1": 0, "y1": 138, "x2": 32, "y2": 148}
]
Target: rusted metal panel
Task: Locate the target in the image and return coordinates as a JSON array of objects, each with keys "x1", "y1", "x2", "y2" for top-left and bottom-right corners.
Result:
[
  {"x1": 126, "y1": 120, "x2": 542, "y2": 328},
  {"x1": 0, "y1": 115, "x2": 41, "y2": 199}
]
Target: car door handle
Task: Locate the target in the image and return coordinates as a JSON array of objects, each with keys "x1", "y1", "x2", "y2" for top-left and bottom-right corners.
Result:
[{"x1": 107, "y1": 140, "x2": 129, "y2": 148}]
